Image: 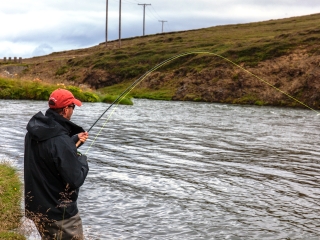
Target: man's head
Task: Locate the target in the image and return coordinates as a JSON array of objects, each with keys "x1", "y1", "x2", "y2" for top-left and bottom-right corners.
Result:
[{"x1": 48, "y1": 89, "x2": 82, "y2": 120}]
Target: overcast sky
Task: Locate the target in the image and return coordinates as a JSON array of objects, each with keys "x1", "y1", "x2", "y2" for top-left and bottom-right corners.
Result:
[{"x1": 1, "y1": 0, "x2": 320, "y2": 58}]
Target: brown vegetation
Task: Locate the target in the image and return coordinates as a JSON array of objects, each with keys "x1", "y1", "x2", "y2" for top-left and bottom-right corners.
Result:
[{"x1": 1, "y1": 13, "x2": 320, "y2": 109}]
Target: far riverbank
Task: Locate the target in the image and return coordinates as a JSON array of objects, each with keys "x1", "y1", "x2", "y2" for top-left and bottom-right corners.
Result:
[{"x1": 0, "y1": 77, "x2": 133, "y2": 105}]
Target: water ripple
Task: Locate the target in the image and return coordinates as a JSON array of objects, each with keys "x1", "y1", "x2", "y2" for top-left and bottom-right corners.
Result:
[{"x1": 1, "y1": 99, "x2": 320, "y2": 239}]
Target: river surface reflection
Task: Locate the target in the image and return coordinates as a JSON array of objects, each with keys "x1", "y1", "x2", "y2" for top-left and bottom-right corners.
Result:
[{"x1": 1, "y1": 99, "x2": 320, "y2": 239}]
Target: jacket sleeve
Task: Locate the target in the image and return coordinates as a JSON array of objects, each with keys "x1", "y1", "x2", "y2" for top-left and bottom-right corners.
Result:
[
  {"x1": 54, "y1": 136, "x2": 89, "y2": 189},
  {"x1": 71, "y1": 134, "x2": 79, "y2": 144},
  {"x1": 71, "y1": 134, "x2": 85, "y2": 148}
]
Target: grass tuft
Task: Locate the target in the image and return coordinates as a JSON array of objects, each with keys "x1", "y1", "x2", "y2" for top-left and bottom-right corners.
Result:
[
  {"x1": 101, "y1": 95, "x2": 133, "y2": 105},
  {"x1": 0, "y1": 162, "x2": 26, "y2": 239}
]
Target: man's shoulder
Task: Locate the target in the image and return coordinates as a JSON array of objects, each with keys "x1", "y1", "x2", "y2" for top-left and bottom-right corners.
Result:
[{"x1": 51, "y1": 133, "x2": 76, "y2": 148}]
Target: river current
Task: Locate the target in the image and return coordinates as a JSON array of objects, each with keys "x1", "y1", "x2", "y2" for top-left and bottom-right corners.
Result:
[{"x1": 0, "y1": 99, "x2": 320, "y2": 239}]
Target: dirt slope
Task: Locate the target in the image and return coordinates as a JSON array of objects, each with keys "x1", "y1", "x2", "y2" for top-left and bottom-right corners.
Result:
[{"x1": 1, "y1": 14, "x2": 320, "y2": 109}]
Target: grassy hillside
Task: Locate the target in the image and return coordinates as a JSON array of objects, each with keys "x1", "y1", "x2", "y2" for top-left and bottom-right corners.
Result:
[{"x1": 2, "y1": 13, "x2": 320, "y2": 108}]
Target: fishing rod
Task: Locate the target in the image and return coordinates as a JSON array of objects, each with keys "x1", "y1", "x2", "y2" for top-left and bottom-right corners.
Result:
[
  {"x1": 86, "y1": 68, "x2": 148, "y2": 133},
  {"x1": 86, "y1": 52, "x2": 193, "y2": 133},
  {"x1": 77, "y1": 53, "x2": 190, "y2": 149},
  {"x1": 81, "y1": 51, "x2": 320, "y2": 152}
]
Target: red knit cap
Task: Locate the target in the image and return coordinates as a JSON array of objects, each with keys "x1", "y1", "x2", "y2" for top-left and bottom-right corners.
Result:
[{"x1": 48, "y1": 89, "x2": 82, "y2": 109}]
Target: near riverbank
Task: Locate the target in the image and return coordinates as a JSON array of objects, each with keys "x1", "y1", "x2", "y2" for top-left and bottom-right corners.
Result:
[{"x1": 0, "y1": 162, "x2": 25, "y2": 239}]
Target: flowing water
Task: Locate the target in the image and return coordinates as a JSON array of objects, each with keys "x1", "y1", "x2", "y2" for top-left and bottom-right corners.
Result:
[{"x1": 1, "y1": 99, "x2": 320, "y2": 240}]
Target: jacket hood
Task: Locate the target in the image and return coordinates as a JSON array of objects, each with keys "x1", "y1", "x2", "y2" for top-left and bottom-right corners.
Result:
[
  {"x1": 26, "y1": 111, "x2": 66, "y2": 141},
  {"x1": 26, "y1": 109, "x2": 85, "y2": 141}
]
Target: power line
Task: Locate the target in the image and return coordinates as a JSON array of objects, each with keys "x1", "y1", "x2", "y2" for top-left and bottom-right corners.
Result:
[
  {"x1": 159, "y1": 20, "x2": 167, "y2": 33},
  {"x1": 122, "y1": 0, "x2": 139, "y2": 4},
  {"x1": 119, "y1": 0, "x2": 122, "y2": 48},
  {"x1": 105, "y1": 0, "x2": 108, "y2": 46},
  {"x1": 145, "y1": 7, "x2": 158, "y2": 23},
  {"x1": 138, "y1": 3, "x2": 151, "y2": 36},
  {"x1": 150, "y1": 5, "x2": 162, "y2": 20},
  {"x1": 106, "y1": 0, "x2": 170, "y2": 40},
  {"x1": 146, "y1": 5, "x2": 169, "y2": 33},
  {"x1": 165, "y1": 22, "x2": 173, "y2": 32}
]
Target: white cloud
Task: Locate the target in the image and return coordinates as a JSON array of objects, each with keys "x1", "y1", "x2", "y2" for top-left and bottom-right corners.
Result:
[
  {"x1": 0, "y1": 41, "x2": 36, "y2": 58},
  {"x1": 32, "y1": 43, "x2": 54, "y2": 57},
  {"x1": 1, "y1": 0, "x2": 320, "y2": 58}
]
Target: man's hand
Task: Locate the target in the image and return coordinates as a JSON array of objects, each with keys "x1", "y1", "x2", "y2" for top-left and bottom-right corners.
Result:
[
  {"x1": 76, "y1": 132, "x2": 89, "y2": 148},
  {"x1": 78, "y1": 132, "x2": 89, "y2": 143}
]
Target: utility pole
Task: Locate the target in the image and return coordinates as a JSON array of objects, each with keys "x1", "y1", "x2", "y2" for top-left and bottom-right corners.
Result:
[
  {"x1": 138, "y1": 3, "x2": 151, "y2": 36},
  {"x1": 105, "y1": 0, "x2": 108, "y2": 46},
  {"x1": 159, "y1": 20, "x2": 167, "y2": 33},
  {"x1": 119, "y1": 0, "x2": 122, "y2": 48}
]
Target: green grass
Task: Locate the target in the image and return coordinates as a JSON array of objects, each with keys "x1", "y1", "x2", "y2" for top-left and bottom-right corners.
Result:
[
  {"x1": 0, "y1": 163, "x2": 25, "y2": 239},
  {"x1": 55, "y1": 65, "x2": 69, "y2": 76},
  {"x1": 99, "y1": 79, "x2": 175, "y2": 101},
  {"x1": 107, "y1": 15, "x2": 317, "y2": 70},
  {"x1": 99, "y1": 81, "x2": 132, "y2": 97},
  {"x1": 58, "y1": 14, "x2": 320, "y2": 99},
  {"x1": 0, "y1": 77, "x2": 132, "y2": 104},
  {"x1": 5, "y1": 13, "x2": 320, "y2": 106},
  {"x1": 0, "y1": 232, "x2": 25, "y2": 240},
  {"x1": 27, "y1": 14, "x2": 320, "y2": 78},
  {"x1": 101, "y1": 94, "x2": 133, "y2": 105},
  {"x1": 131, "y1": 88, "x2": 174, "y2": 100}
]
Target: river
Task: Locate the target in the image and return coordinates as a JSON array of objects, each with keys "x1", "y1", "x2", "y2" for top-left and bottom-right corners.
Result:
[{"x1": 1, "y1": 99, "x2": 320, "y2": 239}]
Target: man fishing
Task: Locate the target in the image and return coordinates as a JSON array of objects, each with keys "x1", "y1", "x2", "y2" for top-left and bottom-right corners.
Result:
[{"x1": 24, "y1": 88, "x2": 89, "y2": 239}]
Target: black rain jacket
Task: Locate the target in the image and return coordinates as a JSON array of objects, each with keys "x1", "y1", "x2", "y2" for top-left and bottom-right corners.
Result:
[{"x1": 24, "y1": 108, "x2": 89, "y2": 221}]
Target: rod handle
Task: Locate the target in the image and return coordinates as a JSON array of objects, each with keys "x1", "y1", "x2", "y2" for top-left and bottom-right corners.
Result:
[{"x1": 76, "y1": 140, "x2": 82, "y2": 148}]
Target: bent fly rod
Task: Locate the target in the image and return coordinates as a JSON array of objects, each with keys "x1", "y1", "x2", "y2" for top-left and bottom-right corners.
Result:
[
  {"x1": 81, "y1": 51, "x2": 320, "y2": 152},
  {"x1": 86, "y1": 52, "x2": 197, "y2": 133}
]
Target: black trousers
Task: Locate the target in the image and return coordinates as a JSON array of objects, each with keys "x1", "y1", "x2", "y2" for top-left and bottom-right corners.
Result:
[{"x1": 35, "y1": 213, "x2": 84, "y2": 240}]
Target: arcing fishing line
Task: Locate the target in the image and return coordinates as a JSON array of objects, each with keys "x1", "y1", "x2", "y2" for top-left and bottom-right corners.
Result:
[
  {"x1": 84, "y1": 52, "x2": 194, "y2": 154},
  {"x1": 85, "y1": 51, "x2": 320, "y2": 154}
]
